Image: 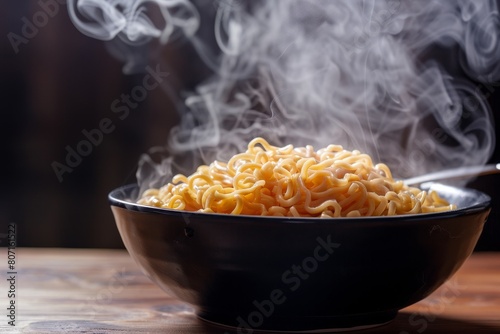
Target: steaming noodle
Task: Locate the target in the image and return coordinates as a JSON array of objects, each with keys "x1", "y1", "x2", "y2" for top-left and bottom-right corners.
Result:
[
  {"x1": 68, "y1": 0, "x2": 499, "y2": 188},
  {"x1": 138, "y1": 138, "x2": 455, "y2": 217}
]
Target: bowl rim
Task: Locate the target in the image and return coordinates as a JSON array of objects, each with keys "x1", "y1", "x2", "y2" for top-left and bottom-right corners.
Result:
[{"x1": 108, "y1": 183, "x2": 491, "y2": 224}]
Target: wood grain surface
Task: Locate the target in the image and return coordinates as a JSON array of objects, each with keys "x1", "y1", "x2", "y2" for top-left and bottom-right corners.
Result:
[{"x1": 2, "y1": 248, "x2": 499, "y2": 333}]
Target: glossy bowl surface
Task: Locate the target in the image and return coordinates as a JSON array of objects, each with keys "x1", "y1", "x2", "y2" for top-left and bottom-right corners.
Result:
[{"x1": 109, "y1": 183, "x2": 491, "y2": 332}]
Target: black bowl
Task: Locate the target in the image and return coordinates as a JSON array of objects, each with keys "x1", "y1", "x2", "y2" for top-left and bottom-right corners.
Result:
[{"x1": 109, "y1": 183, "x2": 491, "y2": 332}]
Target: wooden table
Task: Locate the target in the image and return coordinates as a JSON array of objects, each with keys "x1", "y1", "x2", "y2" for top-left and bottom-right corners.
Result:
[{"x1": 3, "y1": 248, "x2": 500, "y2": 333}]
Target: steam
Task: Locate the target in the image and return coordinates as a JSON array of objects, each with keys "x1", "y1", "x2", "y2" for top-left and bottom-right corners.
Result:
[
  {"x1": 67, "y1": 0, "x2": 500, "y2": 192},
  {"x1": 67, "y1": 0, "x2": 199, "y2": 42}
]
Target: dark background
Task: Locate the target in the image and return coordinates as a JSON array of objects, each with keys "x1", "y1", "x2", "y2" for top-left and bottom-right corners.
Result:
[{"x1": 1, "y1": 1, "x2": 499, "y2": 250}]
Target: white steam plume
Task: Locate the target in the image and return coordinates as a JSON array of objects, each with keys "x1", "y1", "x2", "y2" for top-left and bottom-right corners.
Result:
[
  {"x1": 67, "y1": 0, "x2": 500, "y2": 193},
  {"x1": 68, "y1": 0, "x2": 199, "y2": 42}
]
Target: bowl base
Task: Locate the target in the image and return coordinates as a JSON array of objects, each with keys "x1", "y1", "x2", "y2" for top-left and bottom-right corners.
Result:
[{"x1": 197, "y1": 309, "x2": 397, "y2": 333}]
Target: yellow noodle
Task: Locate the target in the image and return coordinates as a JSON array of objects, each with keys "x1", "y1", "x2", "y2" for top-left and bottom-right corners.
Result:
[{"x1": 137, "y1": 138, "x2": 456, "y2": 217}]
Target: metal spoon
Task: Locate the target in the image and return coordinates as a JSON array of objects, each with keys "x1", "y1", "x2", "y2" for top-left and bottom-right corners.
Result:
[{"x1": 404, "y1": 163, "x2": 500, "y2": 186}]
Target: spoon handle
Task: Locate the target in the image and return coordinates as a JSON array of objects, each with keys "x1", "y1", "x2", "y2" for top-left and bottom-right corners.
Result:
[{"x1": 404, "y1": 163, "x2": 500, "y2": 186}]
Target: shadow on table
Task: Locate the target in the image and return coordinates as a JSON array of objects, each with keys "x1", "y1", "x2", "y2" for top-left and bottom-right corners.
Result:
[
  {"x1": 196, "y1": 311, "x2": 500, "y2": 334},
  {"x1": 21, "y1": 312, "x2": 500, "y2": 333}
]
